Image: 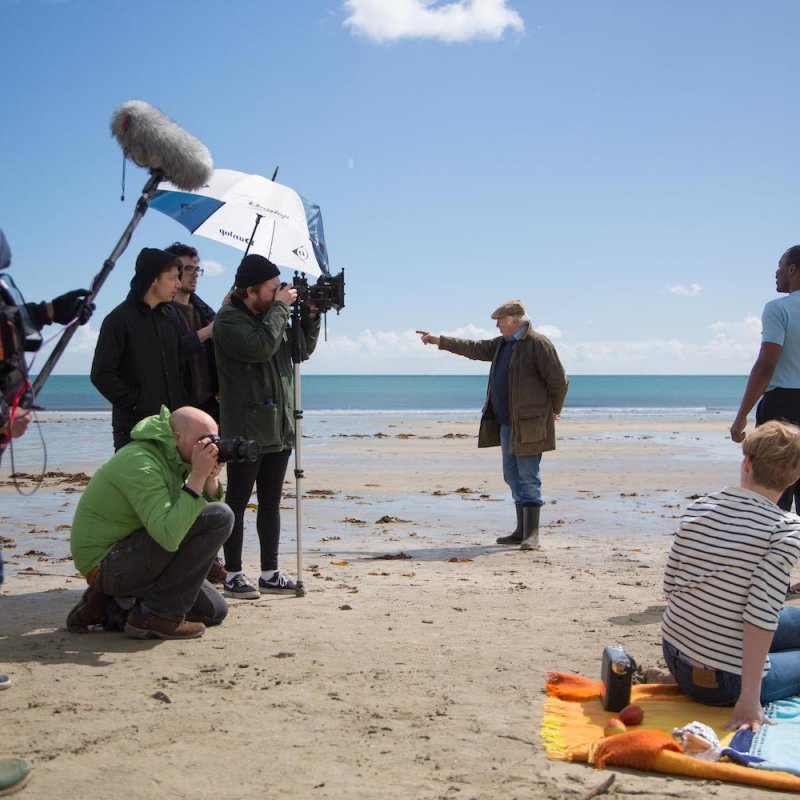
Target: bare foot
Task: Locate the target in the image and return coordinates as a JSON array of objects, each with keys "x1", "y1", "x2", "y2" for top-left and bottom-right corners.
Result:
[{"x1": 644, "y1": 667, "x2": 677, "y2": 685}]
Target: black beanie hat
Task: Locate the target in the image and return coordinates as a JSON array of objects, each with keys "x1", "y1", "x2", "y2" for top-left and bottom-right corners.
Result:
[
  {"x1": 235, "y1": 254, "x2": 279, "y2": 288},
  {"x1": 130, "y1": 248, "x2": 180, "y2": 300}
]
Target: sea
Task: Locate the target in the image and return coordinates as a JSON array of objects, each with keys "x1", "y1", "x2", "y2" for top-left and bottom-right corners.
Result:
[{"x1": 31, "y1": 374, "x2": 746, "y2": 420}]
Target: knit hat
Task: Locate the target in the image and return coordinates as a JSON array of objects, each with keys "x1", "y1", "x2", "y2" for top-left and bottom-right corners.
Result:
[
  {"x1": 490, "y1": 300, "x2": 526, "y2": 319},
  {"x1": 235, "y1": 254, "x2": 279, "y2": 288},
  {"x1": 130, "y1": 248, "x2": 180, "y2": 301}
]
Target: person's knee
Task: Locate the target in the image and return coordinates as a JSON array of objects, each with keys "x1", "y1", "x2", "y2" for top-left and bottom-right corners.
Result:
[{"x1": 201, "y1": 502, "x2": 235, "y2": 542}]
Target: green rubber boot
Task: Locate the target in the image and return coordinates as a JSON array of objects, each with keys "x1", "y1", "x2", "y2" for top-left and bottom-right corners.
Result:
[{"x1": 0, "y1": 757, "x2": 31, "y2": 796}]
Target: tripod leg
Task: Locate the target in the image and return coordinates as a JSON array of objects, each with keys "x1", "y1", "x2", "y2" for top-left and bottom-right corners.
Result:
[{"x1": 293, "y1": 361, "x2": 306, "y2": 597}]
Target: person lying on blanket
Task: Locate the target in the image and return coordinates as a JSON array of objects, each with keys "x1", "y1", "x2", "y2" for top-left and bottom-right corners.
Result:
[{"x1": 661, "y1": 419, "x2": 800, "y2": 733}]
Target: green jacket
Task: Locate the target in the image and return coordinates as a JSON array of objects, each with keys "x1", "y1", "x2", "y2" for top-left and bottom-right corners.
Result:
[
  {"x1": 70, "y1": 407, "x2": 220, "y2": 575},
  {"x1": 439, "y1": 326, "x2": 568, "y2": 455},
  {"x1": 213, "y1": 299, "x2": 320, "y2": 452}
]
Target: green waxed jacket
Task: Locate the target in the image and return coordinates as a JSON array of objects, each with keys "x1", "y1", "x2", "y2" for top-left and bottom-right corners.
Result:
[
  {"x1": 438, "y1": 326, "x2": 568, "y2": 455},
  {"x1": 70, "y1": 407, "x2": 221, "y2": 575},
  {"x1": 213, "y1": 299, "x2": 320, "y2": 452}
]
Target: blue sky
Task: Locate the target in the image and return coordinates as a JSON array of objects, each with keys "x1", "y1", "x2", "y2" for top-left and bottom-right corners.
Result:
[{"x1": 1, "y1": 0, "x2": 798, "y2": 375}]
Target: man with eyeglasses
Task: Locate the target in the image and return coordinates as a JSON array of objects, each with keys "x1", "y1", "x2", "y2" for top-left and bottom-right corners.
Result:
[{"x1": 166, "y1": 243, "x2": 219, "y2": 422}]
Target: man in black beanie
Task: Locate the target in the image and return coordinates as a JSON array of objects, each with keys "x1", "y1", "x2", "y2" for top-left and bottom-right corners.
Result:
[
  {"x1": 91, "y1": 248, "x2": 187, "y2": 450},
  {"x1": 213, "y1": 254, "x2": 321, "y2": 598}
]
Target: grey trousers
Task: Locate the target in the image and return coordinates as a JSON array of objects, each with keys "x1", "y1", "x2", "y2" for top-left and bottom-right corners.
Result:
[{"x1": 95, "y1": 502, "x2": 233, "y2": 622}]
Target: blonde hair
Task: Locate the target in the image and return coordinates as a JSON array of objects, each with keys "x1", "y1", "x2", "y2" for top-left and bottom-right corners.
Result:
[{"x1": 743, "y1": 420, "x2": 800, "y2": 491}]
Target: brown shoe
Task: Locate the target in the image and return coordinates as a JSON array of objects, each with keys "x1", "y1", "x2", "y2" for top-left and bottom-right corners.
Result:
[
  {"x1": 206, "y1": 557, "x2": 227, "y2": 585},
  {"x1": 66, "y1": 586, "x2": 110, "y2": 633},
  {"x1": 124, "y1": 607, "x2": 205, "y2": 640}
]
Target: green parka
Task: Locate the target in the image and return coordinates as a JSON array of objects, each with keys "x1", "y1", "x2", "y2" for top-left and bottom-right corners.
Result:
[
  {"x1": 70, "y1": 407, "x2": 221, "y2": 575},
  {"x1": 439, "y1": 326, "x2": 568, "y2": 455},
  {"x1": 213, "y1": 298, "x2": 320, "y2": 452}
]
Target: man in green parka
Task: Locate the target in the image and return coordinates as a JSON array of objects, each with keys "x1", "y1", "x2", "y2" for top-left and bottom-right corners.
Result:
[
  {"x1": 213, "y1": 254, "x2": 320, "y2": 598},
  {"x1": 68, "y1": 405, "x2": 233, "y2": 639},
  {"x1": 418, "y1": 300, "x2": 568, "y2": 550}
]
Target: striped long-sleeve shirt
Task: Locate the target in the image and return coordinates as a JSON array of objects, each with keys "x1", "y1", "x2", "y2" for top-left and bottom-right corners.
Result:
[{"x1": 661, "y1": 486, "x2": 800, "y2": 675}]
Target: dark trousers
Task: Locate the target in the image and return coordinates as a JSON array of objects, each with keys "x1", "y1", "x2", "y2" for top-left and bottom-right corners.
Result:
[
  {"x1": 112, "y1": 424, "x2": 133, "y2": 452},
  {"x1": 224, "y1": 449, "x2": 292, "y2": 573},
  {"x1": 756, "y1": 388, "x2": 800, "y2": 512},
  {"x1": 95, "y1": 502, "x2": 233, "y2": 622}
]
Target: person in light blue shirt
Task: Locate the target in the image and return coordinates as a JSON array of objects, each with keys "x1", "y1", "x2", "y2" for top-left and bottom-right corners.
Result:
[{"x1": 732, "y1": 245, "x2": 800, "y2": 511}]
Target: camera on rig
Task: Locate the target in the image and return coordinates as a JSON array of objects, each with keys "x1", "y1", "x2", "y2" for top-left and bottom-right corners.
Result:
[
  {"x1": 204, "y1": 434, "x2": 259, "y2": 464},
  {"x1": 291, "y1": 269, "x2": 345, "y2": 315}
]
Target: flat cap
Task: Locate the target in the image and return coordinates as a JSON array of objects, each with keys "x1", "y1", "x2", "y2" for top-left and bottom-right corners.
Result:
[{"x1": 490, "y1": 299, "x2": 526, "y2": 320}]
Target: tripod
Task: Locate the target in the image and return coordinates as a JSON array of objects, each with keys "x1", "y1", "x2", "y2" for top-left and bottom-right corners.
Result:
[{"x1": 289, "y1": 302, "x2": 310, "y2": 598}]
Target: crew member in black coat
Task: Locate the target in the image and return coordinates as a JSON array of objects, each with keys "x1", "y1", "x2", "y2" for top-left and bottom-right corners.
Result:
[{"x1": 91, "y1": 248, "x2": 187, "y2": 450}]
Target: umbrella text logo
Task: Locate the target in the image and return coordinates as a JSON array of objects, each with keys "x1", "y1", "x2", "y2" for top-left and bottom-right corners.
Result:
[
  {"x1": 246, "y1": 200, "x2": 290, "y2": 221},
  {"x1": 293, "y1": 247, "x2": 309, "y2": 261},
  {"x1": 219, "y1": 229, "x2": 253, "y2": 246}
]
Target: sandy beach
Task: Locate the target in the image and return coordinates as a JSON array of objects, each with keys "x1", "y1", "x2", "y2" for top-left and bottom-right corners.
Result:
[{"x1": 2, "y1": 414, "x2": 798, "y2": 799}]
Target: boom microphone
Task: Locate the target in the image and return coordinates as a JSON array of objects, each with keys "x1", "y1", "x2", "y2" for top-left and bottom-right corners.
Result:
[{"x1": 110, "y1": 100, "x2": 213, "y2": 191}]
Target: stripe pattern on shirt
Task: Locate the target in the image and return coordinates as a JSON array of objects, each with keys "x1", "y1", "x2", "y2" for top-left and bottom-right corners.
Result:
[{"x1": 661, "y1": 486, "x2": 800, "y2": 675}]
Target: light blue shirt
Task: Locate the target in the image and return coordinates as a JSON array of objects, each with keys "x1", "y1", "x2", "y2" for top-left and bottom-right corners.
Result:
[{"x1": 762, "y1": 291, "x2": 800, "y2": 390}]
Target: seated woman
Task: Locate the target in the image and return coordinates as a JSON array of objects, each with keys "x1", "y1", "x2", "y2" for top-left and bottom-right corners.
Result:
[{"x1": 662, "y1": 420, "x2": 800, "y2": 732}]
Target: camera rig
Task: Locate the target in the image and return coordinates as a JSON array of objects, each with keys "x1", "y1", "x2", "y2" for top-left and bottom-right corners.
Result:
[{"x1": 0, "y1": 273, "x2": 41, "y2": 451}]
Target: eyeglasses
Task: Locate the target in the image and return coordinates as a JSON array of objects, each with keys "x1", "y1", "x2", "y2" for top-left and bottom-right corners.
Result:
[{"x1": 183, "y1": 267, "x2": 204, "y2": 276}]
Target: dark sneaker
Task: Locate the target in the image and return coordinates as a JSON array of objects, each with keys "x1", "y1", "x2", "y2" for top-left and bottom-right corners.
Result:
[
  {"x1": 259, "y1": 572, "x2": 297, "y2": 594},
  {"x1": 124, "y1": 607, "x2": 205, "y2": 640},
  {"x1": 207, "y1": 557, "x2": 227, "y2": 585},
  {"x1": 223, "y1": 573, "x2": 260, "y2": 600},
  {"x1": 66, "y1": 585, "x2": 110, "y2": 633}
]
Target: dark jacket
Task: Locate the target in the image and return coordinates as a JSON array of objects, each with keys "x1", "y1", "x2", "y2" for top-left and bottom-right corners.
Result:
[
  {"x1": 213, "y1": 298, "x2": 320, "y2": 452},
  {"x1": 91, "y1": 249, "x2": 186, "y2": 432},
  {"x1": 173, "y1": 293, "x2": 218, "y2": 402},
  {"x1": 439, "y1": 326, "x2": 568, "y2": 455}
]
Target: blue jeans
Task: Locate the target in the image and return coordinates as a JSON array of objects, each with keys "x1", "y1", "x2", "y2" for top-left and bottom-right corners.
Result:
[
  {"x1": 500, "y1": 424, "x2": 542, "y2": 505},
  {"x1": 663, "y1": 606, "x2": 800, "y2": 706}
]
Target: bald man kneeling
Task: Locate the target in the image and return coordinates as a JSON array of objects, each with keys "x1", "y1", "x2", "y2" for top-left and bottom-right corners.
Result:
[{"x1": 67, "y1": 406, "x2": 234, "y2": 640}]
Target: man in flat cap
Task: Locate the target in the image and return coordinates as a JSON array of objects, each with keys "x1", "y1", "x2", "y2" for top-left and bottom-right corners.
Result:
[
  {"x1": 417, "y1": 301, "x2": 568, "y2": 550},
  {"x1": 213, "y1": 255, "x2": 321, "y2": 598}
]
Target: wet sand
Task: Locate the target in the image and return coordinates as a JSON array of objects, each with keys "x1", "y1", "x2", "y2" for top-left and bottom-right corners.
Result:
[{"x1": 2, "y1": 415, "x2": 798, "y2": 799}]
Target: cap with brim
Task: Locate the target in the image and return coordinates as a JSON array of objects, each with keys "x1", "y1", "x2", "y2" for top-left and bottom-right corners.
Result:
[{"x1": 490, "y1": 300, "x2": 526, "y2": 319}]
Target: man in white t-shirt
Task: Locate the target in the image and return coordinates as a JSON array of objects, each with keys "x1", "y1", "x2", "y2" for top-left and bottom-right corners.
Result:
[{"x1": 732, "y1": 245, "x2": 800, "y2": 511}]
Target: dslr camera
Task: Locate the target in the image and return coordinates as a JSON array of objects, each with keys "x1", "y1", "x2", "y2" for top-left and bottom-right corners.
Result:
[
  {"x1": 204, "y1": 434, "x2": 259, "y2": 464},
  {"x1": 291, "y1": 269, "x2": 345, "y2": 315}
]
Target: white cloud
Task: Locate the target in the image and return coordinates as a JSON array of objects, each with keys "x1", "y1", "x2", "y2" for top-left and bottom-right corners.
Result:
[
  {"x1": 665, "y1": 282, "x2": 703, "y2": 297},
  {"x1": 303, "y1": 315, "x2": 762, "y2": 375},
  {"x1": 347, "y1": 157, "x2": 355, "y2": 170},
  {"x1": 32, "y1": 321, "x2": 100, "y2": 376},
  {"x1": 343, "y1": 0, "x2": 524, "y2": 43},
  {"x1": 552, "y1": 314, "x2": 761, "y2": 374},
  {"x1": 35, "y1": 316, "x2": 762, "y2": 377},
  {"x1": 201, "y1": 259, "x2": 226, "y2": 278},
  {"x1": 536, "y1": 324, "x2": 562, "y2": 340}
]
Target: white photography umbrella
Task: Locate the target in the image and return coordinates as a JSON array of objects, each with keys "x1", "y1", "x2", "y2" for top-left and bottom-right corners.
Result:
[{"x1": 150, "y1": 168, "x2": 322, "y2": 276}]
